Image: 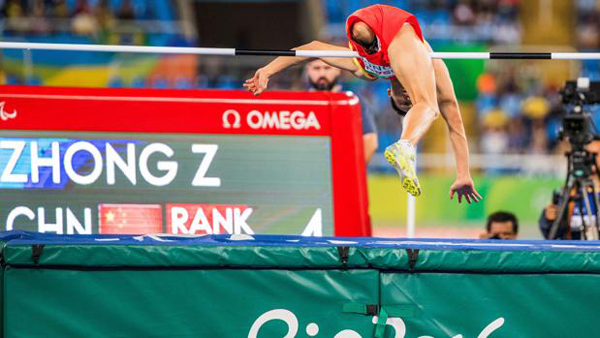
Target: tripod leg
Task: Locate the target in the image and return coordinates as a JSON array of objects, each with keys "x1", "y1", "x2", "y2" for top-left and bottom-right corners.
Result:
[
  {"x1": 550, "y1": 180, "x2": 574, "y2": 239},
  {"x1": 581, "y1": 185, "x2": 598, "y2": 240},
  {"x1": 590, "y1": 184, "x2": 600, "y2": 240}
]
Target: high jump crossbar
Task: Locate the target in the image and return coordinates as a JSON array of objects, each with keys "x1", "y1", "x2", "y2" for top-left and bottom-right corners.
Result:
[{"x1": 1, "y1": 42, "x2": 600, "y2": 60}]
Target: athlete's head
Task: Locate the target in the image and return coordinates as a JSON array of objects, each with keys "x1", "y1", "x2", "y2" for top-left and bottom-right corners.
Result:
[
  {"x1": 305, "y1": 59, "x2": 341, "y2": 91},
  {"x1": 350, "y1": 22, "x2": 377, "y2": 54},
  {"x1": 388, "y1": 85, "x2": 412, "y2": 116}
]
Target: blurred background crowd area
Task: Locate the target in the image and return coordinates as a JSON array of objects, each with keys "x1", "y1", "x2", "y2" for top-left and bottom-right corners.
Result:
[
  {"x1": 0, "y1": 0, "x2": 188, "y2": 45},
  {"x1": 1, "y1": 0, "x2": 600, "y2": 237},
  {"x1": 1, "y1": 1, "x2": 598, "y2": 166}
]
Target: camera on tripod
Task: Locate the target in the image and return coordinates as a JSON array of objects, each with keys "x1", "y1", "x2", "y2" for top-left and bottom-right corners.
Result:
[
  {"x1": 549, "y1": 78, "x2": 600, "y2": 240},
  {"x1": 558, "y1": 78, "x2": 600, "y2": 150},
  {"x1": 561, "y1": 78, "x2": 600, "y2": 105}
]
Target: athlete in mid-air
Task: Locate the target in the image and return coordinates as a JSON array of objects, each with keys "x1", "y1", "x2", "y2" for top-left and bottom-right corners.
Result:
[{"x1": 245, "y1": 4, "x2": 481, "y2": 204}]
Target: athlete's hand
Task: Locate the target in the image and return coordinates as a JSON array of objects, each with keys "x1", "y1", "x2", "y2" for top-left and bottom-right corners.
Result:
[
  {"x1": 244, "y1": 68, "x2": 271, "y2": 95},
  {"x1": 450, "y1": 177, "x2": 482, "y2": 204}
]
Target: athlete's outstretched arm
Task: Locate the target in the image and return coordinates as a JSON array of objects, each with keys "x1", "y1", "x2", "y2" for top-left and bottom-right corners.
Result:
[
  {"x1": 244, "y1": 41, "x2": 367, "y2": 95},
  {"x1": 426, "y1": 42, "x2": 481, "y2": 204}
]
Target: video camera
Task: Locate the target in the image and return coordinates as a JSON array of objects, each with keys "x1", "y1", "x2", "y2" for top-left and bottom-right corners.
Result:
[
  {"x1": 561, "y1": 78, "x2": 600, "y2": 105},
  {"x1": 558, "y1": 78, "x2": 600, "y2": 151}
]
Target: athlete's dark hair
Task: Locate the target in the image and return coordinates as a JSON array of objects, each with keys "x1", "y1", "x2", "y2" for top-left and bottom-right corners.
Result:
[{"x1": 390, "y1": 97, "x2": 408, "y2": 116}]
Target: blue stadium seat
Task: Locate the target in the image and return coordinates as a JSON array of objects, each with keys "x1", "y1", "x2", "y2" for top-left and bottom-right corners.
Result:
[
  {"x1": 130, "y1": 77, "x2": 147, "y2": 87},
  {"x1": 151, "y1": 77, "x2": 169, "y2": 88},
  {"x1": 25, "y1": 76, "x2": 43, "y2": 86},
  {"x1": 152, "y1": 0, "x2": 174, "y2": 21},
  {"x1": 588, "y1": 71, "x2": 600, "y2": 80},
  {"x1": 391, "y1": 0, "x2": 410, "y2": 11},
  {"x1": 195, "y1": 75, "x2": 210, "y2": 88},
  {"x1": 174, "y1": 77, "x2": 193, "y2": 89},
  {"x1": 582, "y1": 60, "x2": 600, "y2": 80},
  {"x1": 68, "y1": 0, "x2": 161, "y2": 20},
  {"x1": 5, "y1": 75, "x2": 20, "y2": 85},
  {"x1": 325, "y1": 0, "x2": 345, "y2": 23},
  {"x1": 108, "y1": 77, "x2": 125, "y2": 87},
  {"x1": 216, "y1": 76, "x2": 236, "y2": 89},
  {"x1": 476, "y1": 94, "x2": 498, "y2": 115},
  {"x1": 430, "y1": 10, "x2": 451, "y2": 25},
  {"x1": 499, "y1": 94, "x2": 522, "y2": 118},
  {"x1": 347, "y1": 0, "x2": 364, "y2": 16},
  {"x1": 133, "y1": 0, "x2": 152, "y2": 19},
  {"x1": 411, "y1": 9, "x2": 427, "y2": 23}
]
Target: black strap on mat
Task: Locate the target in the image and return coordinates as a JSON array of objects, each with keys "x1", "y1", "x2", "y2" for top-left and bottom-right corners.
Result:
[
  {"x1": 337, "y1": 246, "x2": 349, "y2": 265},
  {"x1": 406, "y1": 249, "x2": 419, "y2": 271},
  {"x1": 31, "y1": 245, "x2": 45, "y2": 265}
]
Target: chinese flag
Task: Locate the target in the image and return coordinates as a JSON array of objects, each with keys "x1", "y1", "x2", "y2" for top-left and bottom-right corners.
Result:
[{"x1": 99, "y1": 204, "x2": 163, "y2": 234}]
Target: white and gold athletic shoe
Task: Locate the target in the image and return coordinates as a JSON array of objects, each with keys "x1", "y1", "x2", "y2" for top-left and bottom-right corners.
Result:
[{"x1": 384, "y1": 140, "x2": 421, "y2": 197}]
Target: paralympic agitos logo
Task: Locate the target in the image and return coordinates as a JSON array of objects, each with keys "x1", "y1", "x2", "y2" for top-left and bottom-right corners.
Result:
[
  {"x1": 223, "y1": 109, "x2": 321, "y2": 130},
  {"x1": 0, "y1": 102, "x2": 17, "y2": 121}
]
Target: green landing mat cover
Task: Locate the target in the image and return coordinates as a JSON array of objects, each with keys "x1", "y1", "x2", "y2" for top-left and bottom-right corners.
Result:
[{"x1": 1, "y1": 231, "x2": 600, "y2": 337}]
